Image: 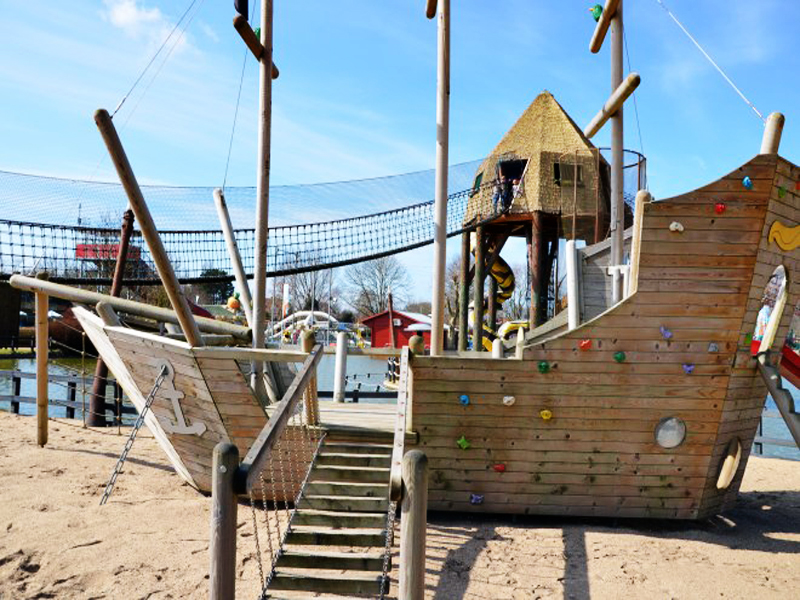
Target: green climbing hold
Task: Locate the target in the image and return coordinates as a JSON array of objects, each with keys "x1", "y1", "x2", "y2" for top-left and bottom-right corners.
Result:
[
  {"x1": 613, "y1": 351, "x2": 626, "y2": 363},
  {"x1": 254, "y1": 26, "x2": 261, "y2": 39},
  {"x1": 589, "y1": 4, "x2": 603, "y2": 22},
  {"x1": 779, "y1": 186, "x2": 787, "y2": 199},
  {"x1": 457, "y1": 435, "x2": 470, "y2": 450},
  {"x1": 538, "y1": 361, "x2": 550, "y2": 374}
]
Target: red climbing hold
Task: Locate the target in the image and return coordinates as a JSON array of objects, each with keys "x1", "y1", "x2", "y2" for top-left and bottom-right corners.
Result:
[
  {"x1": 579, "y1": 339, "x2": 592, "y2": 350},
  {"x1": 714, "y1": 202, "x2": 726, "y2": 214},
  {"x1": 493, "y1": 463, "x2": 506, "y2": 473}
]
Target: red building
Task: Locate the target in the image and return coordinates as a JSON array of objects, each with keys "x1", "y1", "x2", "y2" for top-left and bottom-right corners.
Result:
[{"x1": 360, "y1": 309, "x2": 434, "y2": 349}]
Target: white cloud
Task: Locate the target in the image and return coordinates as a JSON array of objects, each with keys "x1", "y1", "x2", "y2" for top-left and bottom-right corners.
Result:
[{"x1": 102, "y1": 0, "x2": 193, "y2": 54}]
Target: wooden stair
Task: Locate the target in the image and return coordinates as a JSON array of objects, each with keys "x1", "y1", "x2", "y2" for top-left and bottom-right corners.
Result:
[{"x1": 265, "y1": 440, "x2": 393, "y2": 599}]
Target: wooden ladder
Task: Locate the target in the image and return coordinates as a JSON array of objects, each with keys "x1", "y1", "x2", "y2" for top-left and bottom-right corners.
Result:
[
  {"x1": 265, "y1": 437, "x2": 394, "y2": 599},
  {"x1": 758, "y1": 356, "x2": 800, "y2": 449}
]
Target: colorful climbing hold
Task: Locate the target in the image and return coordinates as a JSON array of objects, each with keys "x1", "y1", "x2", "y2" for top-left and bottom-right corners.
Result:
[
  {"x1": 715, "y1": 202, "x2": 726, "y2": 215},
  {"x1": 540, "y1": 409, "x2": 553, "y2": 421},
  {"x1": 589, "y1": 4, "x2": 603, "y2": 21},
  {"x1": 796, "y1": 181, "x2": 800, "y2": 191},
  {"x1": 669, "y1": 221, "x2": 685, "y2": 233},
  {"x1": 613, "y1": 351, "x2": 626, "y2": 363},
  {"x1": 579, "y1": 339, "x2": 592, "y2": 350},
  {"x1": 708, "y1": 342, "x2": 719, "y2": 353},
  {"x1": 778, "y1": 186, "x2": 787, "y2": 199},
  {"x1": 493, "y1": 463, "x2": 506, "y2": 473},
  {"x1": 470, "y1": 493, "x2": 485, "y2": 505},
  {"x1": 227, "y1": 292, "x2": 241, "y2": 311},
  {"x1": 457, "y1": 435, "x2": 470, "y2": 450},
  {"x1": 660, "y1": 326, "x2": 673, "y2": 340},
  {"x1": 254, "y1": 26, "x2": 261, "y2": 39},
  {"x1": 682, "y1": 363, "x2": 695, "y2": 375},
  {"x1": 744, "y1": 333, "x2": 753, "y2": 345},
  {"x1": 538, "y1": 361, "x2": 550, "y2": 374},
  {"x1": 502, "y1": 395, "x2": 516, "y2": 406},
  {"x1": 459, "y1": 394, "x2": 470, "y2": 406},
  {"x1": 742, "y1": 176, "x2": 753, "y2": 190}
]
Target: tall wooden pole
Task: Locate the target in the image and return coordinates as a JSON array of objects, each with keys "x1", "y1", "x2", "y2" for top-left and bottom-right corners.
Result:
[
  {"x1": 94, "y1": 109, "x2": 203, "y2": 348},
  {"x1": 214, "y1": 188, "x2": 253, "y2": 327},
  {"x1": 35, "y1": 273, "x2": 49, "y2": 447},
  {"x1": 487, "y1": 276, "x2": 497, "y2": 334},
  {"x1": 251, "y1": 0, "x2": 275, "y2": 400},
  {"x1": 609, "y1": 0, "x2": 625, "y2": 304},
  {"x1": 89, "y1": 209, "x2": 134, "y2": 427},
  {"x1": 429, "y1": 0, "x2": 450, "y2": 356},
  {"x1": 473, "y1": 227, "x2": 485, "y2": 351},
  {"x1": 388, "y1": 292, "x2": 396, "y2": 349},
  {"x1": 760, "y1": 112, "x2": 785, "y2": 154},
  {"x1": 458, "y1": 232, "x2": 470, "y2": 351}
]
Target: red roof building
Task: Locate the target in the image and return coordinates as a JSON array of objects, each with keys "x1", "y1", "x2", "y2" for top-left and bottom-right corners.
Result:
[{"x1": 360, "y1": 309, "x2": 434, "y2": 349}]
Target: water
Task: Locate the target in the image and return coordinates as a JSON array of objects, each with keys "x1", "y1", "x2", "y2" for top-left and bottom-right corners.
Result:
[{"x1": 1, "y1": 355, "x2": 798, "y2": 461}]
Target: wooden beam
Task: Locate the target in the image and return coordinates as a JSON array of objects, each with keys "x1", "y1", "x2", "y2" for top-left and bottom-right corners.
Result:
[
  {"x1": 627, "y1": 190, "x2": 651, "y2": 296},
  {"x1": 209, "y1": 442, "x2": 239, "y2": 600},
  {"x1": 390, "y1": 348, "x2": 412, "y2": 501},
  {"x1": 760, "y1": 112, "x2": 785, "y2": 155},
  {"x1": 241, "y1": 344, "x2": 324, "y2": 494},
  {"x1": 94, "y1": 109, "x2": 204, "y2": 348},
  {"x1": 9, "y1": 275, "x2": 250, "y2": 342},
  {"x1": 232, "y1": 15, "x2": 279, "y2": 78},
  {"x1": 584, "y1": 72, "x2": 640, "y2": 139},
  {"x1": 35, "y1": 273, "x2": 48, "y2": 447},
  {"x1": 589, "y1": 0, "x2": 621, "y2": 54},
  {"x1": 214, "y1": 188, "x2": 253, "y2": 326},
  {"x1": 426, "y1": 0, "x2": 437, "y2": 19},
  {"x1": 458, "y1": 232, "x2": 470, "y2": 352},
  {"x1": 468, "y1": 231, "x2": 510, "y2": 282}
]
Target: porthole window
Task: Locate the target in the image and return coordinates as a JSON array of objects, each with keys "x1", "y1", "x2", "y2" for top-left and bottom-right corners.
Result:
[{"x1": 654, "y1": 416, "x2": 686, "y2": 449}]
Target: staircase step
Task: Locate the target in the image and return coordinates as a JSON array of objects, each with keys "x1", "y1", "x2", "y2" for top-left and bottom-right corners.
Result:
[
  {"x1": 310, "y1": 465, "x2": 390, "y2": 483},
  {"x1": 292, "y1": 509, "x2": 387, "y2": 529},
  {"x1": 299, "y1": 495, "x2": 389, "y2": 513},
  {"x1": 322, "y1": 442, "x2": 393, "y2": 455},
  {"x1": 318, "y1": 453, "x2": 392, "y2": 468},
  {"x1": 269, "y1": 569, "x2": 388, "y2": 595},
  {"x1": 266, "y1": 592, "x2": 368, "y2": 600},
  {"x1": 276, "y1": 549, "x2": 385, "y2": 571},
  {"x1": 304, "y1": 481, "x2": 388, "y2": 498},
  {"x1": 286, "y1": 526, "x2": 386, "y2": 547}
]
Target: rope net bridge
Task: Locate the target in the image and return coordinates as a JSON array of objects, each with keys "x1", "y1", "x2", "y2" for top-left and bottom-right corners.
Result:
[{"x1": 0, "y1": 150, "x2": 644, "y2": 285}]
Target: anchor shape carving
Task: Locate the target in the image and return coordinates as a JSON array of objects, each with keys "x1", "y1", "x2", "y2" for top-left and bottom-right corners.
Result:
[{"x1": 154, "y1": 359, "x2": 206, "y2": 436}]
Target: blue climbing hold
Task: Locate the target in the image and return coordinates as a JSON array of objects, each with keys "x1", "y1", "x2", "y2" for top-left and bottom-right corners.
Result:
[
  {"x1": 459, "y1": 394, "x2": 470, "y2": 406},
  {"x1": 470, "y1": 493, "x2": 485, "y2": 505},
  {"x1": 742, "y1": 176, "x2": 753, "y2": 190}
]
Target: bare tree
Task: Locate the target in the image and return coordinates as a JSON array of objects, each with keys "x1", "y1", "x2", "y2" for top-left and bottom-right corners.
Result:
[
  {"x1": 443, "y1": 256, "x2": 463, "y2": 329},
  {"x1": 345, "y1": 256, "x2": 410, "y2": 318},
  {"x1": 287, "y1": 269, "x2": 335, "y2": 312},
  {"x1": 503, "y1": 263, "x2": 529, "y2": 321}
]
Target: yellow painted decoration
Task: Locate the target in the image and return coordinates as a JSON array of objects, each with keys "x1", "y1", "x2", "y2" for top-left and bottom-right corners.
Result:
[
  {"x1": 768, "y1": 220, "x2": 800, "y2": 251},
  {"x1": 539, "y1": 409, "x2": 553, "y2": 421}
]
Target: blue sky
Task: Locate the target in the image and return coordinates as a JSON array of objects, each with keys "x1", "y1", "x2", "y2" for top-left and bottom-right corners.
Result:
[{"x1": 1, "y1": 1, "x2": 799, "y2": 303}]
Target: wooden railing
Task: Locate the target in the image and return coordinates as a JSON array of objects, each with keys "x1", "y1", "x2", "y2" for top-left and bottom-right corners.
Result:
[{"x1": 389, "y1": 347, "x2": 411, "y2": 502}]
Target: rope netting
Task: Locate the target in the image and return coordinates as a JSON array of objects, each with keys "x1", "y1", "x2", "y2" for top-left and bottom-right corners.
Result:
[{"x1": 0, "y1": 150, "x2": 644, "y2": 285}]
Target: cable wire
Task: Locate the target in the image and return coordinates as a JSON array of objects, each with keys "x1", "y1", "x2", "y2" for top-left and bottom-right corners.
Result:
[{"x1": 653, "y1": 0, "x2": 765, "y2": 123}]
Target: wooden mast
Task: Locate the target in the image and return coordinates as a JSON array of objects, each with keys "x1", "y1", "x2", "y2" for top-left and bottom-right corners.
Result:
[
  {"x1": 429, "y1": 0, "x2": 450, "y2": 356},
  {"x1": 609, "y1": 0, "x2": 625, "y2": 303},
  {"x1": 251, "y1": 0, "x2": 275, "y2": 401}
]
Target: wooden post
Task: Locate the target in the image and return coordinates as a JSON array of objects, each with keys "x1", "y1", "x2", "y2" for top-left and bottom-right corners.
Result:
[
  {"x1": 429, "y1": 0, "x2": 450, "y2": 357},
  {"x1": 491, "y1": 338, "x2": 503, "y2": 359},
  {"x1": 89, "y1": 209, "x2": 134, "y2": 427},
  {"x1": 515, "y1": 328, "x2": 525, "y2": 360},
  {"x1": 399, "y1": 450, "x2": 428, "y2": 600},
  {"x1": 35, "y1": 272, "x2": 49, "y2": 447},
  {"x1": 529, "y1": 214, "x2": 546, "y2": 327},
  {"x1": 409, "y1": 334, "x2": 425, "y2": 356},
  {"x1": 627, "y1": 189, "x2": 651, "y2": 296},
  {"x1": 487, "y1": 276, "x2": 497, "y2": 334},
  {"x1": 760, "y1": 112, "x2": 785, "y2": 155},
  {"x1": 94, "y1": 109, "x2": 203, "y2": 348},
  {"x1": 66, "y1": 381, "x2": 77, "y2": 419},
  {"x1": 566, "y1": 239, "x2": 579, "y2": 330},
  {"x1": 473, "y1": 227, "x2": 485, "y2": 351},
  {"x1": 458, "y1": 231, "x2": 470, "y2": 351},
  {"x1": 609, "y1": 0, "x2": 625, "y2": 304},
  {"x1": 214, "y1": 188, "x2": 253, "y2": 326},
  {"x1": 333, "y1": 331, "x2": 348, "y2": 403},
  {"x1": 11, "y1": 374, "x2": 20, "y2": 414},
  {"x1": 250, "y1": 0, "x2": 276, "y2": 403},
  {"x1": 209, "y1": 442, "x2": 239, "y2": 600},
  {"x1": 387, "y1": 293, "x2": 396, "y2": 349},
  {"x1": 301, "y1": 330, "x2": 319, "y2": 424}
]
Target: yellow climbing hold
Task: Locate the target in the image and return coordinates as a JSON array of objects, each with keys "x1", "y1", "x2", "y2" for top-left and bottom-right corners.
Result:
[{"x1": 540, "y1": 409, "x2": 553, "y2": 421}]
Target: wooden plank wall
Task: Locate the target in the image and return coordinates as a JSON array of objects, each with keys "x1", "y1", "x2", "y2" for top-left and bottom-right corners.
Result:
[
  {"x1": 699, "y1": 156, "x2": 799, "y2": 517},
  {"x1": 410, "y1": 155, "x2": 788, "y2": 519},
  {"x1": 580, "y1": 231, "x2": 633, "y2": 321}
]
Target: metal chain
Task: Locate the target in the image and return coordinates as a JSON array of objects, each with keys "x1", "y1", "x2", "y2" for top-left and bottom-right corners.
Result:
[
  {"x1": 380, "y1": 500, "x2": 398, "y2": 600},
  {"x1": 248, "y1": 493, "x2": 266, "y2": 598},
  {"x1": 99, "y1": 365, "x2": 167, "y2": 505}
]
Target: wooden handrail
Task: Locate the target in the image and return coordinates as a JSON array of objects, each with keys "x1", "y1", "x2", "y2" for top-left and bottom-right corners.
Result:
[
  {"x1": 389, "y1": 347, "x2": 411, "y2": 501},
  {"x1": 239, "y1": 344, "x2": 324, "y2": 494},
  {"x1": 192, "y1": 346, "x2": 308, "y2": 362}
]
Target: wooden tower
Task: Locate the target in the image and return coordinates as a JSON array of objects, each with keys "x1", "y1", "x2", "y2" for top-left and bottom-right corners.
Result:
[{"x1": 459, "y1": 91, "x2": 614, "y2": 349}]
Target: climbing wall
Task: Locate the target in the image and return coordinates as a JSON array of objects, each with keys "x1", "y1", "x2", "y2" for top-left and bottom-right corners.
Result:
[{"x1": 409, "y1": 155, "x2": 795, "y2": 519}]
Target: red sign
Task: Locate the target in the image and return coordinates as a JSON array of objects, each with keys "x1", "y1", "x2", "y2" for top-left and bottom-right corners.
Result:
[{"x1": 75, "y1": 244, "x2": 141, "y2": 261}]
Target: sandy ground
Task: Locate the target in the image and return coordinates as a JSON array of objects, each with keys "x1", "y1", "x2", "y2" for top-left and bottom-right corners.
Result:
[{"x1": 0, "y1": 412, "x2": 799, "y2": 599}]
